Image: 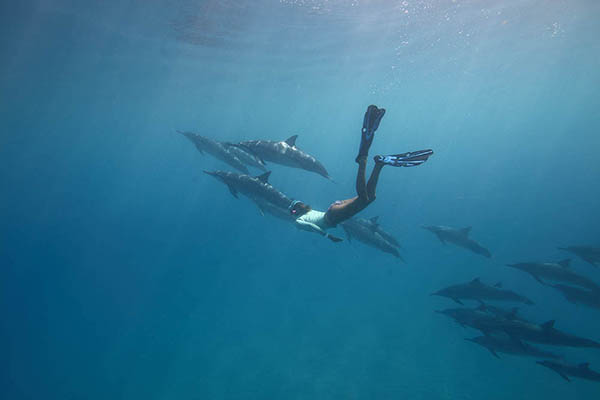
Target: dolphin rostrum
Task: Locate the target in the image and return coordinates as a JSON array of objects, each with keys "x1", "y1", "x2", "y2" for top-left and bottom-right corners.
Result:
[
  {"x1": 422, "y1": 225, "x2": 491, "y2": 258},
  {"x1": 506, "y1": 259, "x2": 600, "y2": 291},
  {"x1": 204, "y1": 170, "x2": 293, "y2": 211},
  {"x1": 230, "y1": 135, "x2": 332, "y2": 179},
  {"x1": 431, "y1": 278, "x2": 534, "y2": 305},
  {"x1": 536, "y1": 360, "x2": 600, "y2": 382},
  {"x1": 550, "y1": 284, "x2": 600, "y2": 311},
  {"x1": 341, "y1": 217, "x2": 403, "y2": 261},
  {"x1": 558, "y1": 245, "x2": 600, "y2": 267},
  {"x1": 179, "y1": 131, "x2": 249, "y2": 174},
  {"x1": 465, "y1": 335, "x2": 560, "y2": 359}
]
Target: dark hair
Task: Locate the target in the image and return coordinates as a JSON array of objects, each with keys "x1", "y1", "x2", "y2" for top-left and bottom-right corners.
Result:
[{"x1": 290, "y1": 201, "x2": 311, "y2": 217}]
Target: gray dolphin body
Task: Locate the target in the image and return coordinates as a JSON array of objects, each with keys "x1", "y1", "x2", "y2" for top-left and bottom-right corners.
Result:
[
  {"x1": 432, "y1": 278, "x2": 534, "y2": 305},
  {"x1": 550, "y1": 284, "x2": 600, "y2": 310},
  {"x1": 465, "y1": 335, "x2": 560, "y2": 359},
  {"x1": 422, "y1": 225, "x2": 491, "y2": 258},
  {"x1": 536, "y1": 360, "x2": 600, "y2": 383},
  {"x1": 341, "y1": 218, "x2": 403, "y2": 260},
  {"x1": 233, "y1": 135, "x2": 331, "y2": 179},
  {"x1": 227, "y1": 145, "x2": 267, "y2": 171},
  {"x1": 477, "y1": 302, "x2": 524, "y2": 322},
  {"x1": 180, "y1": 131, "x2": 249, "y2": 174},
  {"x1": 558, "y1": 245, "x2": 600, "y2": 267},
  {"x1": 204, "y1": 170, "x2": 293, "y2": 211},
  {"x1": 437, "y1": 307, "x2": 600, "y2": 349},
  {"x1": 507, "y1": 259, "x2": 600, "y2": 291},
  {"x1": 360, "y1": 216, "x2": 401, "y2": 248}
]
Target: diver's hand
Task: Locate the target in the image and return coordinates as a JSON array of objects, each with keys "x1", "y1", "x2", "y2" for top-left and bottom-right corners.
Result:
[{"x1": 327, "y1": 234, "x2": 343, "y2": 243}]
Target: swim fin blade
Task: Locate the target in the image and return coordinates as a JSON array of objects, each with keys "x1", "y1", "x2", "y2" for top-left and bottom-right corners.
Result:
[
  {"x1": 357, "y1": 105, "x2": 386, "y2": 161},
  {"x1": 374, "y1": 149, "x2": 433, "y2": 167}
]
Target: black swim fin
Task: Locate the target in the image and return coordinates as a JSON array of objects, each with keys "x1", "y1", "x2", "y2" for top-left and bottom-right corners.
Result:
[
  {"x1": 357, "y1": 105, "x2": 386, "y2": 162},
  {"x1": 374, "y1": 149, "x2": 433, "y2": 167}
]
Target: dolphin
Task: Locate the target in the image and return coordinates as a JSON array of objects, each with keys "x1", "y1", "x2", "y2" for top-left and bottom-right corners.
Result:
[
  {"x1": 179, "y1": 131, "x2": 249, "y2": 174},
  {"x1": 422, "y1": 225, "x2": 491, "y2": 258},
  {"x1": 465, "y1": 335, "x2": 561, "y2": 359},
  {"x1": 360, "y1": 216, "x2": 401, "y2": 248},
  {"x1": 476, "y1": 301, "x2": 523, "y2": 322},
  {"x1": 227, "y1": 145, "x2": 268, "y2": 172},
  {"x1": 536, "y1": 360, "x2": 600, "y2": 383},
  {"x1": 341, "y1": 218, "x2": 403, "y2": 261},
  {"x1": 230, "y1": 135, "x2": 332, "y2": 179},
  {"x1": 550, "y1": 284, "x2": 600, "y2": 310},
  {"x1": 506, "y1": 259, "x2": 600, "y2": 291},
  {"x1": 436, "y1": 307, "x2": 600, "y2": 349},
  {"x1": 558, "y1": 245, "x2": 600, "y2": 267},
  {"x1": 431, "y1": 278, "x2": 534, "y2": 305},
  {"x1": 204, "y1": 170, "x2": 293, "y2": 211}
]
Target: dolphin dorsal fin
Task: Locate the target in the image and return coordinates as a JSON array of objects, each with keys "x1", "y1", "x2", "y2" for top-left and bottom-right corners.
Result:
[
  {"x1": 461, "y1": 226, "x2": 472, "y2": 236},
  {"x1": 558, "y1": 259, "x2": 571, "y2": 268},
  {"x1": 284, "y1": 135, "x2": 298, "y2": 147},
  {"x1": 541, "y1": 320, "x2": 555, "y2": 330},
  {"x1": 471, "y1": 278, "x2": 481, "y2": 285},
  {"x1": 494, "y1": 282, "x2": 503, "y2": 288},
  {"x1": 256, "y1": 171, "x2": 271, "y2": 183},
  {"x1": 579, "y1": 362, "x2": 590, "y2": 369}
]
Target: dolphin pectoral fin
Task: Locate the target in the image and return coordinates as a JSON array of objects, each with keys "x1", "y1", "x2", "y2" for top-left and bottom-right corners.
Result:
[
  {"x1": 541, "y1": 320, "x2": 555, "y2": 330},
  {"x1": 436, "y1": 234, "x2": 446, "y2": 245},
  {"x1": 255, "y1": 202, "x2": 265, "y2": 216},
  {"x1": 557, "y1": 372, "x2": 571, "y2": 382},
  {"x1": 227, "y1": 185, "x2": 239, "y2": 199},
  {"x1": 452, "y1": 298, "x2": 464, "y2": 305},
  {"x1": 489, "y1": 349, "x2": 501, "y2": 359},
  {"x1": 284, "y1": 135, "x2": 298, "y2": 147},
  {"x1": 531, "y1": 274, "x2": 547, "y2": 286}
]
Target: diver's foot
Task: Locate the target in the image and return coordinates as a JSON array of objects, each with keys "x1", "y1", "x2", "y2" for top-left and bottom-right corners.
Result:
[
  {"x1": 356, "y1": 105, "x2": 386, "y2": 162},
  {"x1": 374, "y1": 149, "x2": 433, "y2": 167}
]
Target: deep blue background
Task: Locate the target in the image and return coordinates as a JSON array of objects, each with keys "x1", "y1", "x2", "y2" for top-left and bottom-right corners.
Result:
[{"x1": 2, "y1": 1, "x2": 600, "y2": 398}]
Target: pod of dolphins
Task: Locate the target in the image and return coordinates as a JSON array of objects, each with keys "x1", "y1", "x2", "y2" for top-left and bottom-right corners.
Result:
[{"x1": 178, "y1": 129, "x2": 600, "y2": 384}]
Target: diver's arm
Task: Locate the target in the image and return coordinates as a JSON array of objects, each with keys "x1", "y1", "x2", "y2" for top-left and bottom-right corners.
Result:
[
  {"x1": 295, "y1": 220, "x2": 342, "y2": 242},
  {"x1": 295, "y1": 219, "x2": 326, "y2": 235}
]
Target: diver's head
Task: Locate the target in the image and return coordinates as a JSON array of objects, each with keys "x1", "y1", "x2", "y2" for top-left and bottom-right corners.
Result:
[{"x1": 289, "y1": 200, "x2": 310, "y2": 217}]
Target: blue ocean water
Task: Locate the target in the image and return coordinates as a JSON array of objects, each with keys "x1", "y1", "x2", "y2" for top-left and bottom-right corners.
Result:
[{"x1": 2, "y1": 0, "x2": 600, "y2": 398}]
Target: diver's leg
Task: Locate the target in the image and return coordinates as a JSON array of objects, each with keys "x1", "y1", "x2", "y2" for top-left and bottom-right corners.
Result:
[
  {"x1": 355, "y1": 156, "x2": 368, "y2": 200},
  {"x1": 366, "y1": 162, "x2": 384, "y2": 200},
  {"x1": 325, "y1": 197, "x2": 369, "y2": 226},
  {"x1": 326, "y1": 105, "x2": 387, "y2": 226}
]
